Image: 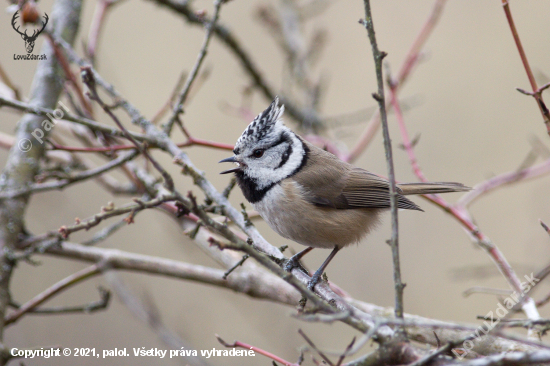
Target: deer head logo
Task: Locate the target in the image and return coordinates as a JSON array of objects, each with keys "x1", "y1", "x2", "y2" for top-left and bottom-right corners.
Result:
[{"x1": 11, "y1": 10, "x2": 48, "y2": 54}]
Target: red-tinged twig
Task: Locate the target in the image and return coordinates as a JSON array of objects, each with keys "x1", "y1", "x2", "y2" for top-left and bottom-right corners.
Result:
[
  {"x1": 0, "y1": 131, "x2": 15, "y2": 150},
  {"x1": 458, "y1": 158, "x2": 550, "y2": 208},
  {"x1": 87, "y1": 0, "x2": 124, "y2": 63},
  {"x1": 387, "y1": 54, "x2": 541, "y2": 323},
  {"x1": 5, "y1": 264, "x2": 103, "y2": 325},
  {"x1": 216, "y1": 335, "x2": 300, "y2": 366},
  {"x1": 501, "y1": 0, "x2": 550, "y2": 134},
  {"x1": 347, "y1": 0, "x2": 447, "y2": 163},
  {"x1": 175, "y1": 116, "x2": 234, "y2": 151},
  {"x1": 45, "y1": 33, "x2": 94, "y2": 118},
  {"x1": 178, "y1": 137, "x2": 234, "y2": 151},
  {"x1": 388, "y1": 79, "x2": 427, "y2": 182},
  {"x1": 428, "y1": 193, "x2": 541, "y2": 323},
  {"x1": 48, "y1": 137, "x2": 234, "y2": 153},
  {"x1": 414, "y1": 182, "x2": 541, "y2": 323},
  {"x1": 164, "y1": 0, "x2": 225, "y2": 135}
]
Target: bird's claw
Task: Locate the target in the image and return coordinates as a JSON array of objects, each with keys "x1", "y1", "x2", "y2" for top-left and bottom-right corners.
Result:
[{"x1": 284, "y1": 256, "x2": 309, "y2": 275}]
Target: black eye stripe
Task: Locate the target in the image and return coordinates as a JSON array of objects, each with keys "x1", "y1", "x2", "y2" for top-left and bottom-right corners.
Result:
[
  {"x1": 275, "y1": 144, "x2": 292, "y2": 169},
  {"x1": 261, "y1": 133, "x2": 289, "y2": 150},
  {"x1": 248, "y1": 132, "x2": 291, "y2": 158}
]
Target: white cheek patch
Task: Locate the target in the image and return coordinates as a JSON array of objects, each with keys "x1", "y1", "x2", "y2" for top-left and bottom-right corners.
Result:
[{"x1": 246, "y1": 133, "x2": 304, "y2": 189}]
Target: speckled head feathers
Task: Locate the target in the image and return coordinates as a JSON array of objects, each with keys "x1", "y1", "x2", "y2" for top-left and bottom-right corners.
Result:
[{"x1": 234, "y1": 97, "x2": 285, "y2": 154}]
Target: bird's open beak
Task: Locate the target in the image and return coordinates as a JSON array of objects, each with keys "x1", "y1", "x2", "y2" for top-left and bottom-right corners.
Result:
[{"x1": 219, "y1": 156, "x2": 242, "y2": 174}]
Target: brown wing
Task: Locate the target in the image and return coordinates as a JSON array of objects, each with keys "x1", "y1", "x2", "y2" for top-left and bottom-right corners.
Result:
[
  {"x1": 293, "y1": 141, "x2": 422, "y2": 211},
  {"x1": 342, "y1": 168, "x2": 421, "y2": 211}
]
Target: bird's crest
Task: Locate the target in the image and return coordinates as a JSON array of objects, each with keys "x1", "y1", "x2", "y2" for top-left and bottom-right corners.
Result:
[{"x1": 234, "y1": 97, "x2": 285, "y2": 154}]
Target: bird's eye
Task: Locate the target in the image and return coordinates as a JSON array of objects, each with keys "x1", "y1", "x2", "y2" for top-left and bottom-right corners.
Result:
[{"x1": 252, "y1": 149, "x2": 265, "y2": 158}]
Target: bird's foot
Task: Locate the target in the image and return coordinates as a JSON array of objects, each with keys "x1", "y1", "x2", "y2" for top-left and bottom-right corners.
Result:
[
  {"x1": 307, "y1": 271, "x2": 323, "y2": 291},
  {"x1": 284, "y1": 255, "x2": 309, "y2": 275}
]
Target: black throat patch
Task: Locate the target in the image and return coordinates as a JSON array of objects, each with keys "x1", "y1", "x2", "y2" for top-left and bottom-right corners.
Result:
[{"x1": 234, "y1": 171, "x2": 275, "y2": 204}]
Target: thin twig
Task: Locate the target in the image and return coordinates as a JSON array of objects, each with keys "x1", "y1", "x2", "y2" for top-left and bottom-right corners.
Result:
[
  {"x1": 0, "y1": 150, "x2": 139, "y2": 200},
  {"x1": 348, "y1": 0, "x2": 447, "y2": 162},
  {"x1": 164, "y1": 0, "x2": 224, "y2": 135},
  {"x1": 501, "y1": 0, "x2": 550, "y2": 135},
  {"x1": 5, "y1": 264, "x2": 103, "y2": 325},
  {"x1": 48, "y1": 137, "x2": 233, "y2": 152},
  {"x1": 361, "y1": 1, "x2": 405, "y2": 326},
  {"x1": 82, "y1": 218, "x2": 131, "y2": 245},
  {"x1": 149, "y1": 0, "x2": 322, "y2": 128},
  {"x1": 9, "y1": 287, "x2": 110, "y2": 315},
  {"x1": 87, "y1": 0, "x2": 124, "y2": 63},
  {"x1": 540, "y1": 220, "x2": 550, "y2": 237},
  {"x1": 81, "y1": 67, "x2": 175, "y2": 191},
  {"x1": 45, "y1": 33, "x2": 94, "y2": 117},
  {"x1": 298, "y1": 329, "x2": 334, "y2": 366},
  {"x1": 222, "y1": 254, "x2": 249, "y2": 280},
  {"x1": 0, "y1": 96, "x2": 156, "y2": 145},
  {"x1": 458, "y1": 157, "x2": 550, "y2": 207},
  {"x1": 216, "y1": 335, "x2": 300, "y2": 366},
  {"x1": 151, "y1": 71, "x2": 187, "y2": 124},
  {"x1": 57, "y1": 194, "x2": 177, "y2": 240},
  {"x1": 388, "y1": 72, "x2": 426, "y2": 182},
  {"x1": 387, "y1": 49, "x2": 542, "y2": 326},
  {"x1": 0, "y1": 62, "x2": 21, "y2": 100}
]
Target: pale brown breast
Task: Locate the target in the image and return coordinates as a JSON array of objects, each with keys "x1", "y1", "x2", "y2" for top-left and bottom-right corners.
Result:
[{"x1": 253, "y1": 179, "x2": 384, "y2": 249}]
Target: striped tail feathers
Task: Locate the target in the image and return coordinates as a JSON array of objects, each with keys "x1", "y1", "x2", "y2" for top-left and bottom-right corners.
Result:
[{"x1": 397, "y1": 182, "x2": 470, "y2": 196}]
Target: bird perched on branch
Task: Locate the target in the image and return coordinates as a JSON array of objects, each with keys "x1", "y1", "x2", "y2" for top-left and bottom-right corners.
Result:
[{"x1": 220, "y1": 97, "x2": 469, "y2": 290}]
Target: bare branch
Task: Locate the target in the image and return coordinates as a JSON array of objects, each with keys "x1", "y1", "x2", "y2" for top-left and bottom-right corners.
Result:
[
  {"x1": 348, "y1": 0, "x2": 447, "y2": 162},
  {"x1": 361, "y1": 0, "x2": 405, "y2": 328},
  {"x1": 0, "y1": 150, "x2": 138, "y2": 200},
  {"x1": 501, "y1": 0, "x2": 550, "y2": 134},
  {"x1": 5, "y1": 264, "x2": 102, "y2": 325},
  {"x1": 164, "y1": 0, "x2": 225, "y2": 135},
  {"x1": 9, "y1": 287, "x2": 110, "y2": 315}
]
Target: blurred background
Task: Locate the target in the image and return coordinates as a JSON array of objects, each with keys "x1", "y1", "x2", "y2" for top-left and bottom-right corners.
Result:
[{"x1": 1, "y1": 0, "x2": 550, "y2": 365}]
